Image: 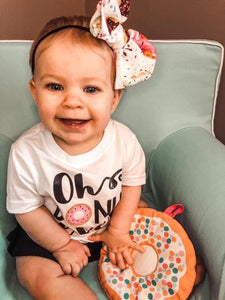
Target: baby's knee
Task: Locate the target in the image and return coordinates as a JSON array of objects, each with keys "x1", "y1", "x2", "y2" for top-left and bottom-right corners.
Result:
[
  {"x1": 16, "y1": 256, "x2": 59, "y2": 299},
  {"x1": 16, "y1": 256, "x2": 98, "y2": 300},
  {"x1": 16, "y1": 257, "x2": 36, "y2": 291}
]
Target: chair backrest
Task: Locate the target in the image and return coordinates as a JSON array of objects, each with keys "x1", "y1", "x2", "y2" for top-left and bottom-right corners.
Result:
[
  {"x1": 0, "y1": 39, "x2": 223, "y2": 300},
  {"x1": 0, "y1": 40, "x2": 223, "y2": 162}
]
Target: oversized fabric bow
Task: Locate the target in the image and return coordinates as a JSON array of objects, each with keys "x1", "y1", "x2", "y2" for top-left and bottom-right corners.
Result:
[{"x1": 90, "y1": 0, "x2": 157, "y2": 89}]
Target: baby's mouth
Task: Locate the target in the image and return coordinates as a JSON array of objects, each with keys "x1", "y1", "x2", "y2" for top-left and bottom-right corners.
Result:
[
  {"x1": 62, "y1": 119, "x2": 88, "y2": 126},
  {"x1": 59, "y1": 118, "x2": 90, "y2": 129}
]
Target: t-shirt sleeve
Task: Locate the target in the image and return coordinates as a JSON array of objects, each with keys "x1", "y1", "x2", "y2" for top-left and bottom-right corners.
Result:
[
  {"x1": 7, "y1": 144, "x2": 44, "y2": 214},
  {"x1": 122, "y1": 133, "x2": 146, "y2": 186}
]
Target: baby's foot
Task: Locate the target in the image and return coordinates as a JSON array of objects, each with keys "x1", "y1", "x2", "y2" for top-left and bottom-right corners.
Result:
[
  {"x1": 138, "y1": 200, "x2": 149, "y2": 208},
  {"x1": 194, "y1": 257, "x2": 206, "y2": 285}
]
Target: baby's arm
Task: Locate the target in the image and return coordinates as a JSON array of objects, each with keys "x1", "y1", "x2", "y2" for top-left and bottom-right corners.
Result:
[
  {"x1": 16, "y1": 206, "x2": 90, "y2": 277},
  {"x1": 89, "y1": 185, "x2": 144, "y2": 269}
]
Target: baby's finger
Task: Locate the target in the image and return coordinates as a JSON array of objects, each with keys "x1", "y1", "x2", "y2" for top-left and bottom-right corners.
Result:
[
  {"x1": 122, "y1": 249, "x2": 133, "y2": 266},
  {"x1": 82, "y1": 254, "x2": 89, "y2": 267},
  {"x1": 71, "y1": 262, "x2": 81, "y2": 277},
  {"x1": 83, "y1": 244, "x2": 91, "y2": 257},
  {"x1": 116, "y1": 252, "x2": 126, "y2": 270},
  {"x1": 88, "y1": 233, "x2": 102, "y2": 243},
  {"x1": 60, "y1": 262, "x2": 72, "y2": 275},
  {"x1": 130, "y1": 242, "x2": 145, "y2": 253},
  {"x1": 108, "y1": 252, "x2": 117, "y2": 266}
]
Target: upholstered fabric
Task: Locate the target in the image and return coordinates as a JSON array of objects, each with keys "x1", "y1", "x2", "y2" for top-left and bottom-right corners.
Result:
[{"x1": 0, "y1": 40, "x2": 224, "y2": 299}]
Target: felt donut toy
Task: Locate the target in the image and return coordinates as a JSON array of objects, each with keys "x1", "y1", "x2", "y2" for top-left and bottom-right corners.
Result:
[{"x1": 98, "y1": 205, "x2": 196, "y2": 300}]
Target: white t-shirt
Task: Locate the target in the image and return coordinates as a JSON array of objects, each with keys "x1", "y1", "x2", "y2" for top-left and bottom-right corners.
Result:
[{"x1": 7, "y1": 120, "x2": 146, "y2": 243}]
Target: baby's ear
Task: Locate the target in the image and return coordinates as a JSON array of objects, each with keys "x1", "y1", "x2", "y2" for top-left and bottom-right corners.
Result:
[
  {"x1": 111, "y1": 89, "x2": 123, "y2": 113},
  {"x1": 29, "y1": 79, "x2": 38, "y2": 104}
]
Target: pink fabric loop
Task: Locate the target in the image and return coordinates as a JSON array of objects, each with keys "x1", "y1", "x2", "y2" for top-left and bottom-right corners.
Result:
[
  {"x1": 90, "y1": 0, "x2": 157, "y2": 89},
  {"x1": 164, "y1": 204, "x2": 185, "y2": 219}
]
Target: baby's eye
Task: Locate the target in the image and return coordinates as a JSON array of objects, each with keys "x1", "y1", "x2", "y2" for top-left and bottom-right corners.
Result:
[
  {"x1": 83, "y1": 86, "x2": 99, "y2": 94},
  {"x1": 46, "y1": 83, "x2": 63, "y2": 91}
]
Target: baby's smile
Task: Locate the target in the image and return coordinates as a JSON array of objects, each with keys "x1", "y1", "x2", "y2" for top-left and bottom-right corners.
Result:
[{"x1": 60, "y1": 118, "x2": 90, "y2": 129}]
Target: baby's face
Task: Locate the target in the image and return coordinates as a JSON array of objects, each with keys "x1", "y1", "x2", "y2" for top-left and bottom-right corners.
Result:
[{"x1": 29, "y1": 35, "x2": 121, "y2": 155}]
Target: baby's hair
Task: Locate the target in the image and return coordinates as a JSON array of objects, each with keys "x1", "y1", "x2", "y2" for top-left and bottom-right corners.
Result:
[{"x1": 29, "y1": 15, "x2": 115, "y2": 78}]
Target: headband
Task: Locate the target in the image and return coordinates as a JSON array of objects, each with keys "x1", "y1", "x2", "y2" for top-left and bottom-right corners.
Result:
[
  {"x1": 31, "y1": 25, "x2": 89, "y2": 74},
  {"x1": 90, "y1": 0, "x2": 157, "y2": 89}
]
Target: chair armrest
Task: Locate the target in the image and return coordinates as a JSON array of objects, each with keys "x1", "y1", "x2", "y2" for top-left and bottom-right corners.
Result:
[{"x1": 149, "y1": 127, "x2": 225, "y2": 300}]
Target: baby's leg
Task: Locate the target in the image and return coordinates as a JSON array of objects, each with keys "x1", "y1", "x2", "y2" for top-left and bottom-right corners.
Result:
[
  {"x1": 138, "y1": 200, "x2": 149, "y2": 208},
  {"x1": 16, "y1": 256, "x2": 98, "y2": 300}
]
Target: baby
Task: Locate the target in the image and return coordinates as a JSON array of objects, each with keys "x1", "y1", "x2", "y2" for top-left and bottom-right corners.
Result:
[
  {"x1": 6, "y1": 1, "x2": 157, "y2": 298},
  {"x1": 7, "y1": 1, "x2": 204, "y2": 299}
]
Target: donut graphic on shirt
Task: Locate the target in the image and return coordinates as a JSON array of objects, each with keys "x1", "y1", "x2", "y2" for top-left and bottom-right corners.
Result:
[{"x1": 66, "y1": 204, "x2": 92, "y2": 226}]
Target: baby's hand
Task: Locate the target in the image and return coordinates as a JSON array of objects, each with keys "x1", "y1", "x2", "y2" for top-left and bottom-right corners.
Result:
[
  {"x1": 89, "y1": 227, "x2": 144, "y2": 270},
  {"x1": 53, "y1": 239, "x2": 90, "y2": 277}
]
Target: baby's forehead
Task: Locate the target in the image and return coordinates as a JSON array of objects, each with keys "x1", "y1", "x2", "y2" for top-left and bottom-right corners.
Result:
[
  {"x1": 36, "y1": 29, "x2": 113, "y2": 64},
  {"x1": 34, "y1": 30, "x2": 115, "y2": 81}
]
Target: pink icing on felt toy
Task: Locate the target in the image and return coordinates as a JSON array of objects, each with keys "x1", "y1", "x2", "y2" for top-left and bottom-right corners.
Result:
[{"x1": 66, "y1": 204, "x2": 92, "y2": 226}]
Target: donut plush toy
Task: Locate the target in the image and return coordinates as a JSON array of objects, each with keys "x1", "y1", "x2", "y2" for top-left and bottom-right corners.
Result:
[{"x1": 98, "y1": 204, "x2": 196, "y2": 300}]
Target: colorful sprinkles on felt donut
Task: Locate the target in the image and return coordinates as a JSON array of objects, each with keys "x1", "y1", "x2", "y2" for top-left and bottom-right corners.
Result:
[{"x1": 100, "y1": 214, "x2": 187, "y2": 300}]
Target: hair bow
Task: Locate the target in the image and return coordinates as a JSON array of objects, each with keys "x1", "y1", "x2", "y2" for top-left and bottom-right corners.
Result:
[{"x1": 90, "y1": 0, "x2": 157, "y2": 89}]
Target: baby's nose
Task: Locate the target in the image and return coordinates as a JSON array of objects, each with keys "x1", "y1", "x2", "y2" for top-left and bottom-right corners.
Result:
[{"x1": 63, "y1": 93, "x2": 84, "y2": 109}]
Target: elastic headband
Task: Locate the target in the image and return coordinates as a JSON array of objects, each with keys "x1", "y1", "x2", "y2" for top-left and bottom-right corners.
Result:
[{"x1": 31, "y1": 25, "x2": 89, "y2": 74}]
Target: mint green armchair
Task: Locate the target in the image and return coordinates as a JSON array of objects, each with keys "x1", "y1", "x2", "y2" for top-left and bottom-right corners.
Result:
[{"x1": 0, "y1": 40, "x2": 224, "y2": 299}]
